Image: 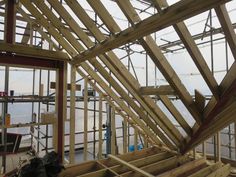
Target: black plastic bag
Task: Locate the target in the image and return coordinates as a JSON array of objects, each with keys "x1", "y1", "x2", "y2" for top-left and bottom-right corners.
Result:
[
  {"x1": 43, "y1": 151, "x2": 64, "y2": 177},
  {"x1": 19, "y1": 158, "x2": 47, "y2": 177}
]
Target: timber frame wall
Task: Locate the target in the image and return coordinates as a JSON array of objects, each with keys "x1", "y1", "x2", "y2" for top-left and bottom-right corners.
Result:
[{"x1": 0, "y1": 0, "x2": 236, "y2": 172}]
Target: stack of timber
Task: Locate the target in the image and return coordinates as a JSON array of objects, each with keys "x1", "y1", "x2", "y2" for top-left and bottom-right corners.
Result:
[{"x1": 58, "y1": 147, "x2": 231, "y2": 177}]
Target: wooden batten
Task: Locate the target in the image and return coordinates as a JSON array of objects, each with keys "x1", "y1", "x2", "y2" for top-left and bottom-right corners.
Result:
[
  {"x1": 139, "y1": 85, "x2": 175, "y2": 95},
  {"x1": 50, "y1": 82, "x2": 81, "y2": 91}
]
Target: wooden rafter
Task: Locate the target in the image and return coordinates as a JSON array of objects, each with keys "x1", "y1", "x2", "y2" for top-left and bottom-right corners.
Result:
[
  {"x1": 184, "y1": 97, "x2": 236, "y2": 152},
  {"x1": 21, "y1": 23, "x2": 31, "y2": 44},
  {"x1": 19, "y1": 1, "x2": 166, "y2": 149},
  {"x1": 153, "y1": 0, "x2": 219, "y2": 100},
  {"x1": 115, "y1": 0, "x2": 201, "y2": 126},
  {"x1": 47, "y1": 0, "x2": 185, "y2": 148},
  {"x1": 72, "y1": 0, "x2": 230, "y2": 64},
  {"x1": 86, "y1": 0, "x2": 188, "y2": 148},
  {"x1": 215, "y1": 4, "x2": 236, "y2": 61}
]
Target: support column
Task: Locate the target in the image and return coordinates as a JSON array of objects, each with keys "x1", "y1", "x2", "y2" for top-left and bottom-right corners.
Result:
[
  {"x1": 69, "y1": 64, "x2": 76, "y2": 164},
  {"x1": 83, "y1": 77, "x2": 88, "y2": 161},
  {"x1": 217, "y1": 132, "x2": 221, "y2": 162},
  {"x1": 123, "y1": 118, "x2": 128, "y2": 154},
  {"x1": 98, "y1": 94, "x2": 103, "y2": 159},
  {"x1": 57, "y1": 61, "x2": 67, "y2": 163},
  {"x1": 111, "y1": 106, "x2": 116, "y2": 155},
  {"x1": 2, "y1": 0, "x2": 15, "y2": 173}
]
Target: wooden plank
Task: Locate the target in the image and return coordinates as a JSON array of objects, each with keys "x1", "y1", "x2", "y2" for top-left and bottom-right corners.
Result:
[
  {"x1": 69, "y1": 64, "x2": 76, "y2": 164},
  {"x1": 72, "y1": 0, "x2": 231, "y2": 64},
  {"x1": 0, "y1": 43, "x2": 69, "y2": 61},
  {"x1": 188, "y1": 162, "x2": 222, "y2": 177},
  {"x1": 62, "y1": 0, "x2": 183, "y2": 146},
  {"x1": 50, "y1": 82, "x2": 81, "y2": 91},
  {"x1": 116, "y1": 0, "x2": 202, "y2": 125},
  {"x1": 85, "y1": 0, "x2": 184, "y2": 148},
  {"x1": 89, "y1": 58, "x2": 177, "y2": 149},
  {"x1": 20, "y1": 0, "x2": 166, "y2": 150},
  {"x1": 139, "y1": 86, "x2": 175, "y2": 95},
  {"x1": 21, "y1": 23, "x2": 30, "y2": 44},
  {"x1": 121, "y1": 156, "x2": 190, "y2": 177},
  {"x1": 17, "y1": 7, "x2": 59, "y2": 51},
  {"x1": 108, "y1": 154, "x2": 155, "y2": 177},
  {"x1": 154, "y1": 0, "x2": 219, "y2": 99},
  {"x1": 134, "y1": 127, "x2": 138, "y2": 151},
  {"x1": 77, "y1": 68, "x2": 156, "y2": 150},
  {"x1": 206, "y1": 164, "x2": 230, "y2": 177},
  {"x1": 111, "y1": 152, "x2": 174, "y2": 174},
  {"x1": 215, "y1": 4, "x2": 236, "y2": 61},
  {"x1": 123, "y1": 117, "x2": 128, "y2": 154},
  {"x1": 98, "y1": 94, "x2": 103, "y2": 159},
  {"x1": 84, "y1": 77, "x2": 88, "y2": 161},
  {"x1": 204, "y1": 62, "x2": 236, "y2": 118},
  {"x1": 195, "y1": 89, "x2": 206, "y2": 113},
  {"x1": 216, "y1": 132, "x2": 221, "y2": 162},
  {"x1": 87, "y1": 0, "x2": 120, "y2": 34},
  {"x1": 58, "y1": 161, "x2": 104, "y2": 177},
  {"x1": 173, "y1": 22, "x2": 219, "y2": 99},
  {"x1": 19, "y1": 1, "x2": 78, "y2": 56},
  {"x1": 158, "y1": 158, "x2": 206, "y2": 177},
  {"x1": 159, "y1": 95, "x2": 192, "y2": 136},
  {"x1": 184, "y1": 101, "x2": 236, "y2": 152},
  {"x1": 203, "y1": 141, "x2": 206, "y2": 159},
  {"x1": 111, "y1": 106, "x2": 116, "y2": 155},
  {"x1": 62, "y1": 62, "x2": 67, "y2": 163}
]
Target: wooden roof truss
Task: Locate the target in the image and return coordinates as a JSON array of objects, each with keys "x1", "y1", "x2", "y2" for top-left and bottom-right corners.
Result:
[{"x1": 16, "y1": 0, "x2": 236, "y2": 154}]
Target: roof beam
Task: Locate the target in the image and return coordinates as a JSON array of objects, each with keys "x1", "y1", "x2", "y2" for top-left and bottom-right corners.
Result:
[
  {"x1": 183, "y1": 78, "x2": 236, "y2": 152},
  {"x1": 51, "y1": 0, "x2": 184, "y2": 147},
  {"x1": 153, "y1": 0, "x2": 219, "y2": 99},
  {"x1": 21, "y1": 23, "x2": 30, "y2": 44},
  {"x1": 194, "y1": 90, "x2": 206, "y2": 113},
  {"x1": 72, "y1": 0, "x2": 230, "y2": 64},
  {"x1": 139, "y1": 86, "x2": 176, "y2": 95},
  {"x1": 204, "y1": 62, "x2": 236, "y2": 118},
  {"x1": 215, "y1": 4, "x2": 236, "y2": 61},
  {"x1": 159, "y1": 95, "x2": 192, "y2": 137},
  {"x1": 0, "y1": 43, "x2": 69, "y2": 61},
  {"x1": 116, "y1": 0, "x2": 202, "y2": 125},
  {"x1": 20, "y1": 0, "x2": 174, "y2": 149}
]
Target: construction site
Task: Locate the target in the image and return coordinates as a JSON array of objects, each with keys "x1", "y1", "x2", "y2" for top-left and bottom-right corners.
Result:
[{"x1": 0, "y1": 0, "x2": 236, "y2": 176}]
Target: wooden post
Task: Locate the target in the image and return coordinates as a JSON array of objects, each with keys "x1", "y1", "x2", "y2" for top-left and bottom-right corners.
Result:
[
  {"x1": 39, "y1": 84, "x2": 44, "y2": 96},
  {"x1": 69, "y1": 64, "x2": 76, "y2": 164},
  {"x1": 235, "y1": 122, "x2": 236, "y2": 160},
  {"x1": 203, "y1": 141, "x2": 206, "y2": 159},
  {"x1": 134, "y1": 127, "x2": 138, "y2": 151},
  {"x1": 123, "y1": 118, "x2": 128, "y2": 154},
  {"x1": 193, "y1": 148, "x2": 196, "y2": 159},
  {"x1": 55, "y1": 61, "x2": 67, "y2": 163},
  {"x1": 84, "y1": 77, "x2": 88, "y2": 161},
  {"x1": 217, "y1": 132, "x2": 221, "y2": 162},
  {"x1": 111, "y1": 106, "x2": 116, "y2": 155},
  {"x1": 98, "y1": 94, "x2": 103, "y2": 159},
  {"x1": 144, "y1": 135, "x2": 148, "y2": 149}
]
